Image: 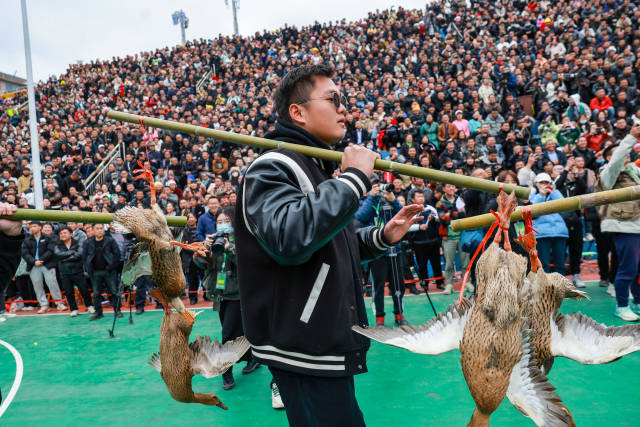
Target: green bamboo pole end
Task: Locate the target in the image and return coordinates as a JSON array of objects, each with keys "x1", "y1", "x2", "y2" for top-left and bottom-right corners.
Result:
[
  {"x1": 451, "y1": 185, "x2": 640, "y2": 232},
  {"x1": 107, "y1": 110, "x2": 531, "y2": 199},
  {"x1": 0, "y1": 209, "x2": 187, "y2": 226}
]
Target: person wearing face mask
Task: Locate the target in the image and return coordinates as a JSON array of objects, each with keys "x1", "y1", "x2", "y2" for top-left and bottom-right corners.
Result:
[{"x1": 196, "y1": 207, "x2": 260, "y2": 391}]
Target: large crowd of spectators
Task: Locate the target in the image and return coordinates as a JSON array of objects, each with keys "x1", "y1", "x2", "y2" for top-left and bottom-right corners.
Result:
[{"x1": 1, "y1": 0, "x2": 640, "y2": 319}]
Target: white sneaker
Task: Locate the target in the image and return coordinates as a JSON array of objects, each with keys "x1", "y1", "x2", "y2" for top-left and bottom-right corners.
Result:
[
  {"x1": 442, "y1": 284, "x2": 453, "y2": 295},
  {"x1": 0, "y1": 316, "x2": 6, "y2": 323},
  {"x1": 56, "y1": 303, "x2": 67, "y2": 311},
  {"x1": 70, "y1": 310, "x2": 78, "y2": 317},
  {"x1": 87, "y1": 306, "x2": 96, "y2": 314},
  {"x1": 465, "y1": 282, "x2": 475, "y2": 293},
  {"x1": 614, "y1": 306, "x2": 640, "y2": 322},
  {"x1": 572, "y1": 275, "x2": 586, "y2": 288},
  {"x1": 2, "y1": 313, "x2": 16, "y2": 318},
  {"x1": 21, "y1": 306, "x2": 35, "y2": 311},
  {"x1": 37, "y1": 306, "x2": 49, "y2": 314},
  {"x1": 271, "y1": 382, "x2": 284, "y2": 409},
  {"x1": 607, "y1": 284, "x2": 616, "y2": 297}
]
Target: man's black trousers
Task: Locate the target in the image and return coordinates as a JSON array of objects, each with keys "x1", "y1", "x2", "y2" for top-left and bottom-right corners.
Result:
[
  {"x1": 269, "y1": 367, "x2": 366, "y2": 427},
  {"x1": 369, "y1": 254, "x2": 404, "y2": 317},
  {"x1": 59, "y1": 272, "x2": 92, "y2": 311}
]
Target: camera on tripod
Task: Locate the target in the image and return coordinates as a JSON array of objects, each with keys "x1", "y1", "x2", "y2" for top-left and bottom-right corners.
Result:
[{"x1": 210, "y1": 231, "x2": 230, "y2": 255}]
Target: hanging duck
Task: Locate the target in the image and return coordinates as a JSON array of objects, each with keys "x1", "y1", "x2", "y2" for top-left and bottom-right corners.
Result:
[
  {"x1": 354, "y1": 192, "x2": 572, "y2": 427},
  {"x1": 113, "y1": 163, "x2": 206, "y2": 322},
  {"x1": 148, "y1": 299, "x2": 250, "y2": 408}
]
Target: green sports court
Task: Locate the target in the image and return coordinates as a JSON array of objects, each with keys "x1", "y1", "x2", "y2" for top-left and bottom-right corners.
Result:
[{"x1": 1, "y1": 281, "x2": 638, "y2": 426}]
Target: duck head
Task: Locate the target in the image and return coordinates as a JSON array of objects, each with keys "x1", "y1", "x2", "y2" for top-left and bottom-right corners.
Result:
[
  {"x1": 546, "y1": 272, "x2": 589, "y2": 312},
  {"x1": 193, "y1": 392, "x2": 228, "y2": 409}
]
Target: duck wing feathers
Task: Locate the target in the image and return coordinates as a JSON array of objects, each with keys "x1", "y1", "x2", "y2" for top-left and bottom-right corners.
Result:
[
  {"x1": 189, "y1": 336, "x2": 251, "y2": 379},
  {"x1": 148, "y1": 352, "x2": 162, "y2": 373},
  {"x1": 551, "y1": 312, "x2": 640, "y2": 364},
  {"x1": 351, "y1": 298, "x2": 472, "y2": 355},
  {"x1": 506, "y1": 326, "x2": 574, "y2": 427}
]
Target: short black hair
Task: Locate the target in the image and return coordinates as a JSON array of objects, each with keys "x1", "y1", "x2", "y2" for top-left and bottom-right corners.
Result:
[
  {"x1": 59, "y1": 226, "x2": 72, "y2": 234},
  {"x1": 273, "y1": 65, "x2": 334, "y2": 121}
]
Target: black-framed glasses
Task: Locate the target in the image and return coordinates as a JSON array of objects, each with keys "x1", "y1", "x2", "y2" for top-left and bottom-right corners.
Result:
[{"x1": 300, "y1": 92, "x2": 347, "y2": 110}]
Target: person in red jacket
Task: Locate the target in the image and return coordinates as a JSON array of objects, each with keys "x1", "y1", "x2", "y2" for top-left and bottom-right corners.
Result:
[{"x1": 590, "y1": 88, "x2": 615, "y2": 121}]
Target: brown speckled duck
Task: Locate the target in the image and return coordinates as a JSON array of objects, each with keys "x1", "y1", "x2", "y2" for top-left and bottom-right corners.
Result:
[
  {"x1": 113, "y1": 168, "x2": 206, "y2": 322},
  {"x1": 354, "y1": 192, "x2": 572, "y2": 427},
  {"x1": 148, "y1": 306, "x2": 250, "y2": 408},
  {"x1": 518, "y1": 232, "x2": 640, "y2": 374}
]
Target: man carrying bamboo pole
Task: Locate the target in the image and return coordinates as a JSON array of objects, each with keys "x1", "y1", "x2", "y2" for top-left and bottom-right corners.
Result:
[
  {"x1": 597, "y1": 124, "x2": 640, "y2": 321},
  {"x1": 235, "y1": 65, "x2": 423, "y2": 426}
]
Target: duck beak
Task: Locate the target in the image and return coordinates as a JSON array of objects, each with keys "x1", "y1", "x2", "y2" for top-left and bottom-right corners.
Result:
[
  {"x1": 191, "y1": 310, "x2": 203, "y2": 319},
  {"x1": 566, "y1": 288, "x2": 590, "y2": 301}
]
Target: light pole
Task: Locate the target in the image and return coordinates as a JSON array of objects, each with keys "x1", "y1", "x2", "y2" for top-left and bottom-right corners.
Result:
[
  {"x1": 171, "y1": 10, "x2": 189, "y2": 45},
  {"x1": 224, "y1": 0, "x2": 239, "y2": 36},
  {"x1": 20, "y1": 0, "x2": 43, "y2": 210}
]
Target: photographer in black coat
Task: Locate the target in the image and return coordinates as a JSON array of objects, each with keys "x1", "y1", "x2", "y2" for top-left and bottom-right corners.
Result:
[
  {"x1": 82, "y1": 223, "x2": 122, "y2": 320},
  {"x1": 54, "y1": 226, "x2": 94, "y2": 317}
]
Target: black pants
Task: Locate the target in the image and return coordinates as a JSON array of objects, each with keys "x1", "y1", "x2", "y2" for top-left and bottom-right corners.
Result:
[
  {"x1": 134, "y1": 275, "x2": 155, "y2": 309},
  {"x1": 59, "y1": 272, "x2": 93, "y2": 311},
  {"x1": 370, "y1": 254, "x2": 404, "y2": 318},
  {"x1": 592, "y1": 221, "x2": 618, "y2": 283},
  {"x1": 218, "y1": 300, "x2": 249, "y2": 363},
  {"x1": 186, "y1": 266, "x2": 200, "y2": 302},
  {"x1": 565, "y1": 217, "x2": 583, "y2": 275},
  {"x1": 413, "y1": 242, "x2": 444, "y2": 287},
  {"x1": 270, "y1": 367, "x2": 365, "y2": 427},
  {"x1": 16, "y1": 275, "x2": 38, "y2": 307},
  {"x1": 91, "y1": 270, "x2": 119, "y2": 315}
]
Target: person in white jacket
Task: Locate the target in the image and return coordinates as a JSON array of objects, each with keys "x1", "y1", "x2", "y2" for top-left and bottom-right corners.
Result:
[{"x1": 598, "y1": 124, "x2": 640, "y2": 321}]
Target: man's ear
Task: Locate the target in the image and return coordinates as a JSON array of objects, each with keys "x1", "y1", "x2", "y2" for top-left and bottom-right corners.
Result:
[{"x1": 289, "y1": 104, "x2": 306, "y2": 126}]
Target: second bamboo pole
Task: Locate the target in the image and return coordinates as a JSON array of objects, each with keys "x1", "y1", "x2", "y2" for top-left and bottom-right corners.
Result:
[{"x1": 451, "y1": 185, "x2": 640, "y2": 231}]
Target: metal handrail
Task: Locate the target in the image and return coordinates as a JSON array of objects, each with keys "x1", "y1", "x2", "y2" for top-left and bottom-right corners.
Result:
[{"x1": 84, "y1": 142, "x2": 125, "y2": 195}]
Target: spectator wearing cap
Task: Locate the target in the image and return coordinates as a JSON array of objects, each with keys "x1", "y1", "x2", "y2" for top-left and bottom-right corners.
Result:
[
  {"x1": 21, "y1": 221, "x2": 67, "y2": 313},
  {"x1": 452, "y1": 110, "x2": 470, "y2": 137},
  {"x1": 597, "y1": 125, "x2": 640, "y2": 321},
  {"x1": 529, "y1": 172, "x2": 569, "y2": 276}
]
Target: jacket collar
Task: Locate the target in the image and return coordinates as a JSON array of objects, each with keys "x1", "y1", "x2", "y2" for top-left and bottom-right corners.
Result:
[{"x1": 265, "y1": 119, "x2": 339, "y2": 176}]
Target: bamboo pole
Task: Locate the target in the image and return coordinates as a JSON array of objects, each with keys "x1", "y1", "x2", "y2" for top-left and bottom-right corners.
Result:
[
  {"x1": 0, "y1": 209, "x2": 187, "y2": 226},
  {"x1": 451, "y1": 185, "x2": 640, "y2": 232},
  {"x1": 106, "y1": 110, "x2": 531, "y2": 199}
]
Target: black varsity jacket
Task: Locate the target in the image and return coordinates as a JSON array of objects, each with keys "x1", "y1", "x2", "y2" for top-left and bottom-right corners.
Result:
[{"x1": 235, "y1": 120, "x2": 391, "y2": 377}]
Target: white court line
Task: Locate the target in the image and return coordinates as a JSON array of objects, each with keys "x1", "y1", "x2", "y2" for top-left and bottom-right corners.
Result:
[{"x1": 0, "y1": 339, "x2": 23, "y2": 418}]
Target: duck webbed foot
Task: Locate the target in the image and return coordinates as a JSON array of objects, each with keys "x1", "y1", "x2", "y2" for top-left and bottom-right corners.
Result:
[
  {"x1": 169, "y1": 240, "x2": 208, "y2": 257},
  {"x1": 133, "y1": 160, "x2": 157, "y2": 205},
  {"x1": 493, "y1": 191, "x2": 518, "y2": 251}
]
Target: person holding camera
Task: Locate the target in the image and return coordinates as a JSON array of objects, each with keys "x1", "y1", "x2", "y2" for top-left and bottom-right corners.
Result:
[
  {"x1": 355, "y1": 177, "x2": 412, "y2": 326},
  {"x1": 529, "y1": 173, "x2": 569, "y2": 275},
  {"x1": 197, "y1": 207, "x2": 260, "y2": 391},
  {"x1": 436, "y1": 183, "x2": 469, "y2": 295},
  {"x1": 409, "y1": 190, "x2": 444, "y2": 291}
]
